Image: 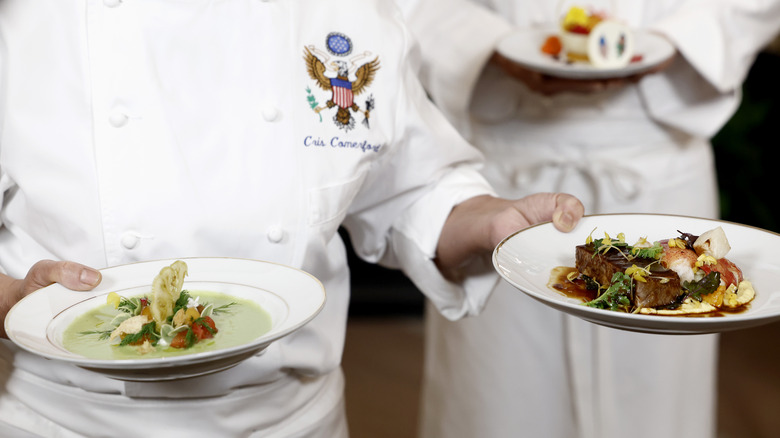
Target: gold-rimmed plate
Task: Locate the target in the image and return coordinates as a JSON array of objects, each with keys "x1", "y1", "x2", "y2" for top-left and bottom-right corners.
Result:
[
  {"x1": 5, "y1": 257, "x2": 325, "y2": 381},
  {"x1": 493, "y1": 214, "x2": 780, "y2": 334}
]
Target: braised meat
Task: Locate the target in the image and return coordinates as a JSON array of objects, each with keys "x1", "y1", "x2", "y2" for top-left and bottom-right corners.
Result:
[{"x1": 575, "y1": 244, "x2": 682, "y2": 308}]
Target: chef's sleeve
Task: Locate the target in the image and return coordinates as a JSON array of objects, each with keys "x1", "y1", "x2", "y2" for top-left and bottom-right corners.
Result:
[
  {"x1": 342, "y1": 39, "x2": 501, "y2": 321},
  {"x1": 640, "y1": 0, "x2": 780, "y2": 138}
]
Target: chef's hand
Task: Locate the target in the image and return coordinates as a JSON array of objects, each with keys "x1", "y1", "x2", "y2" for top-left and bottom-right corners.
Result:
[
  {"x1": 0, "y1": 260, "x2": 101, "y2": 338},
  {"x1": 490, "y1": 50, "x2": 676, "y2": 96},
  {"x1": 435, "y1": 193, "x2": 584, "y2": 280}
]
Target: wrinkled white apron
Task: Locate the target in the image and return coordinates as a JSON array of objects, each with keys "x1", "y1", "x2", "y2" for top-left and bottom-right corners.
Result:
[{"x1": 0, "y1": 342, "x2": 347, "y2": 438}]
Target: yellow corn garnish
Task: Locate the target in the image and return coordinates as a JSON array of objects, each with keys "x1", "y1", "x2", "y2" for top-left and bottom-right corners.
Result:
[
  {"x1": 668, "y1": 238, "x2": 686, "y2": 248},
  {"x1": 616, "y1": 233, "x2": 626, "y2": 244},
  {"x1": 696, "y1": 254, "x2": 718, "y2": 268},
  {"x1": 107, "y1": 291, "x2": 121, "y2": 309},
  {"x1": 185, "y1": 306, "x2": 201, "y2": 324},
  {"x1": 626, "y1": 265, "x2": 648, "y2": 283},
  {"x1": 633, "y1": 236, "x2": 650, "y2": 247},
  {"x1": 567, "y1": 271, "x2": 579, "y2": 282}
]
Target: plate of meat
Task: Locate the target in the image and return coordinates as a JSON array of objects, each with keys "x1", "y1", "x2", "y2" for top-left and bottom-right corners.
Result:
[{"x1": 493, "y1": 214, "x2": 780, "y2": 334}]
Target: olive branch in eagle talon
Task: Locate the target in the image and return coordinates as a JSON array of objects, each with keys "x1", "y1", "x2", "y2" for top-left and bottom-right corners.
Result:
[{"x1": 303, "y1": 46, "x2": 380, "y2": 130}]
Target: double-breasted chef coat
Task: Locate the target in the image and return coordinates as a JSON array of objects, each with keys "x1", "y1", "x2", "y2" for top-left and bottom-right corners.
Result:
[
  {"x1": 0, "y1": 1, "x2": 499, "y2": 436},
  {"x1": 395, "y1": 0, "x2": 780, "y2": 438}
]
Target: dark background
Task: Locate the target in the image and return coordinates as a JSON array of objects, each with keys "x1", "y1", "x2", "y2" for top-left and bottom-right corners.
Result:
[{"x1": 712, "y1": 50, "x2": 780, "y2": 233}]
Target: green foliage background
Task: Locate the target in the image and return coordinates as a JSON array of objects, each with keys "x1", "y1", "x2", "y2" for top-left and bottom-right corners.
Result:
[{"x1": 712, "y1": 51, "x2": 780, "y2": 233}]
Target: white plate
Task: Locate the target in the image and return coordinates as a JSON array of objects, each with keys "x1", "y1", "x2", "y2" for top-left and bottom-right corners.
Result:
[
  {"x1": 493, "y1": 214, "x2": 780, "y2": 335},
  {"x1": 496, "y1": 26, "x2": 676, "y2": 79},
  {"x1": 4, "y1": 257, "x2": 325, "y2": 381}
]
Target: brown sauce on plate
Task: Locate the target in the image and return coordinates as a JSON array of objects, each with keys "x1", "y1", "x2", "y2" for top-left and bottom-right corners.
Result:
[
  {"x1": 548, "y1": 266, "x2": 596, "y2": 302},
  {"x1": 547, "y1": 266, "x2": 751, "y2": 317}
]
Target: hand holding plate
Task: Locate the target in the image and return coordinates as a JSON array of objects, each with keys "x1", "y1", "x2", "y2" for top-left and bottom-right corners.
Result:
[
  {"x1": 1, "y1": 260, "x2": 101, "y2": 338},
  {"x1": 490, "y1": 50, "x2": 676, "y2": 96},
  {"x1": 436, "y1": 193, "x2": 584, "y2": 280}
]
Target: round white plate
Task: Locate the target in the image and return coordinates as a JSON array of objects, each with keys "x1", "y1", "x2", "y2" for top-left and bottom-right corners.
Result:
[
  {"x1": 5, "y1": 257, "x2": 326, "y2": 381},
  {"x1": 493, "y1": 214, "x2": 780, "y2": 335},
  {"x1": 496, "y1": 26, "x2": 676, "y2": 79}
]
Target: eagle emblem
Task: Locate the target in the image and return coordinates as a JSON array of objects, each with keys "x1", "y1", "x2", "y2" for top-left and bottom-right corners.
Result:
[{"x1": 304, "y1": 32, "x2": 380, "y2": 131}]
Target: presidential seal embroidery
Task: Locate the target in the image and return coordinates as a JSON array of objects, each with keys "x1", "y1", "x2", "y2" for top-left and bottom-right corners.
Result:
[{"x1": 304, "y1": 32, "x2": 380, "y2": 131}]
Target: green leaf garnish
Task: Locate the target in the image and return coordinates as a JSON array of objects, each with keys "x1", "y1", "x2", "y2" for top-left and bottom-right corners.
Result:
[
  {"x1": 682, "y1": 271, "x2": 721, "y2": 302},
  {"x1": 585, "y1": 272, "x2": 633, "y2": 312},
  {"x1": 630, "y1": 242, "x2": 664, "y2": 259}
]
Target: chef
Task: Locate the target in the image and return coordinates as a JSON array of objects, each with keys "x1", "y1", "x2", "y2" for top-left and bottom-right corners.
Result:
[
  {"x1": 0, "y1": 1, "x2": 585, "y2": 436},
  {"x1": 394, "y1": 0, "x2": 780, "y2": 437}
]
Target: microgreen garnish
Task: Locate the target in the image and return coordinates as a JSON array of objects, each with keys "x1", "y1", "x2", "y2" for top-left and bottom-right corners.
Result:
[
  {"x1": 676, "y1": 231, "x2": 699, "y2": 249},
  {"x1": 630, "y1": 241, "x2": 664, "y2": 259},
  {"x1": 585, "y1": 272, "x2": 633, "y2": 312}
]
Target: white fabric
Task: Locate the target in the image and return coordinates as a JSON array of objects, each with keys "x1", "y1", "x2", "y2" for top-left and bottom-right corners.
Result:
[
  {"x1": 0, "y1": 1, "x2": 497, "y2": 436},
  {"x1": 395, "y1": 1, "x2": 780, "y2": 437}
]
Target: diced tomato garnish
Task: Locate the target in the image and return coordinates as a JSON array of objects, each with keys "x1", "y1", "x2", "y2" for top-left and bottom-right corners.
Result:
[
  {"x1": 192, "y1": 316, "x2": 218, "y2": 341},
  {"x1": 170, "y1": 330, "x2": 189, "y2": 349}
]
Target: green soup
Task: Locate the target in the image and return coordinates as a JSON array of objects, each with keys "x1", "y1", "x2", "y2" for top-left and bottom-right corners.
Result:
[{"x1": 62, "y1": 290, "x2": 272, "y2": 360}]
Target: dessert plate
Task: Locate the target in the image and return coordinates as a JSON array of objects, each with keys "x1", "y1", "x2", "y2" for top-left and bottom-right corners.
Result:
[
  {"x1": 493, "y1": 214, "x2": 780, "y2": 334},
  {"x1": 496, "y1": 26, "x2": 676, "y2": 79}
]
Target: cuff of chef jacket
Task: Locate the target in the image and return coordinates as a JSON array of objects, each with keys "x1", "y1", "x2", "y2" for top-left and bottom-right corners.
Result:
[
  {"x1": 647, "y1": 6, "x2": 763, "y2": 95},
  {"x1": 412, "y1": 2, "x2": 513, "y2": 127},
  {"x1": 643, "y1": 10, "x2": 746, "y2": 138},
  {"x1": 390, "y1": 167, "x2": 501, "y2": 321}
]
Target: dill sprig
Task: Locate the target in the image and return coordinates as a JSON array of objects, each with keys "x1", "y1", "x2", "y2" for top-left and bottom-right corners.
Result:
[
  {"x1": 118, "y1": 322, "x2": 159, "y2": 346},
  {"x1": 79, "y1": 329, "x2": 113, "y2": 340},
  {"x1": 211, "y1": 302, "x2": 237, "y2": 315}
]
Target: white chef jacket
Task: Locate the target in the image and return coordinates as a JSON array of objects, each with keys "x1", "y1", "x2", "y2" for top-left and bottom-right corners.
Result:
[
  {"x1": 0, "y1": 1, "x2": 498, "y2": 436},
  {"x1": 395, "y1": 1, "x2": 780, "y2": 438}
]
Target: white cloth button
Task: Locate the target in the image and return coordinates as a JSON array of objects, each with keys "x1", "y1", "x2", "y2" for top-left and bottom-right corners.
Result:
[
  {"x1": 109, "y1": 110, "x2": 129, "y2": 128},
  {"x1": 261, "y1": 105, "x2": 280, "y2": 122},
  {"x1": 121, "y1": 232, "x2": 140, "y2": 249},
  {"x1": 103, "y1": 0, "x2": 122, "y2": 7},
  {"x1": 267, "y1": 227, "x2": 284, "y2": 243}
]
